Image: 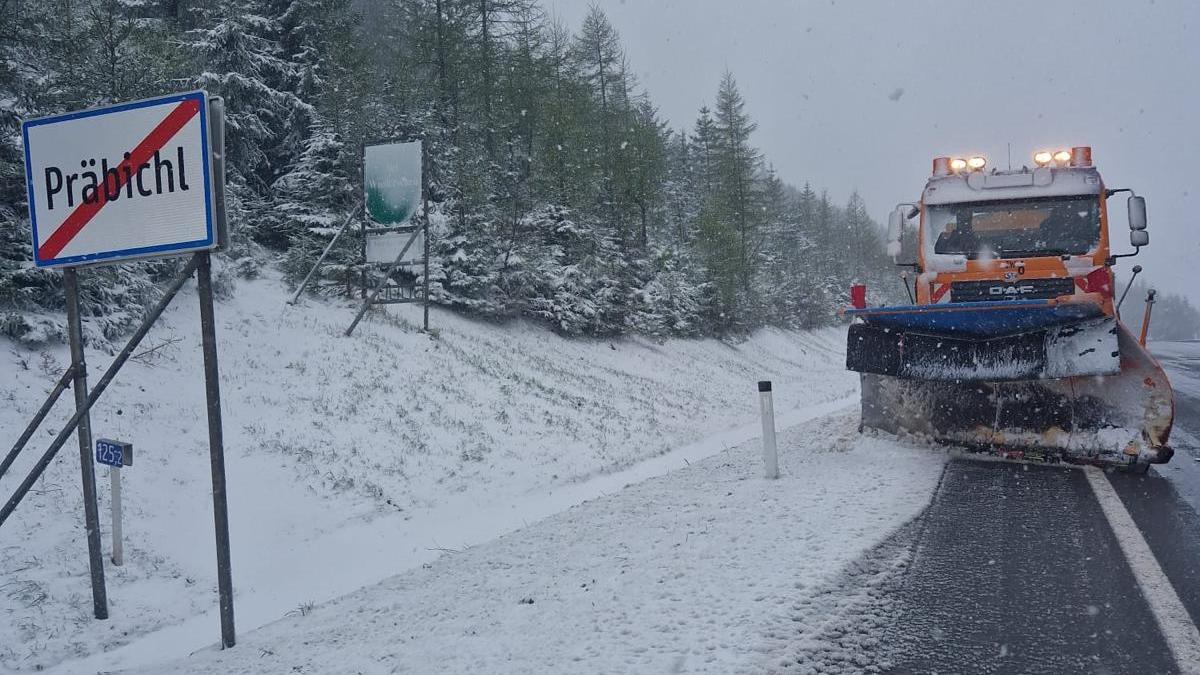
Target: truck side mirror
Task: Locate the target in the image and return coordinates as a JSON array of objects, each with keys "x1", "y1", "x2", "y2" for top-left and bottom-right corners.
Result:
[
  {"x1": 1131, "y1": 229, "x2": 1149, "y2": 247},
  {"x1": 887, "y1": 208, "x2": 904, "y2": 259},
  {"x1": 1128, "y1": 195, "x2": 1147, "y2": 231}
]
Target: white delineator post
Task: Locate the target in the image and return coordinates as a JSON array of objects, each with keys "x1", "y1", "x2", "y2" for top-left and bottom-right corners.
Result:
[
  {"x1": 759, "y1": 381, "x2": 779, "y2": 479},
  {"x1": 110, "y1": 466, "x2": 123, "y2": 566}
]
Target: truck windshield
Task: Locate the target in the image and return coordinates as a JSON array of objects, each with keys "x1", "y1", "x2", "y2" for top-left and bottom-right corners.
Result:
[{"x1": 927, "y1": 195, "x2": 1101, "y2": 259}]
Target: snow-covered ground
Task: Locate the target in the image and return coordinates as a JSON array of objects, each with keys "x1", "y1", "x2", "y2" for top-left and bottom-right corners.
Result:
[
  {"x1": 126, "y1": 413, "x2": 947, "y2": 675},
  {"x1": 0, "y1": 272, "x2": 860, "y2": 673}
]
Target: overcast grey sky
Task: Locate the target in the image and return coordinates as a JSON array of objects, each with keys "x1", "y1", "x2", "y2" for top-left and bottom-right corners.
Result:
[{"x1": 548, "y1": 0, "x2": 1200, "y2": 301}]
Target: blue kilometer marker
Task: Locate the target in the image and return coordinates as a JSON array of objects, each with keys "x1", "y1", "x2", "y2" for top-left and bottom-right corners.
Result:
[{"x1": 95, "y1": 439, "x2": 132, "y2": 468}]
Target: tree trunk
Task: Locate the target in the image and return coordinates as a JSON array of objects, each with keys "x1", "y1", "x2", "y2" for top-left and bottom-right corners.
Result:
[{"x1": 479, "y1": 0, "x2": 494, "y2": 162}]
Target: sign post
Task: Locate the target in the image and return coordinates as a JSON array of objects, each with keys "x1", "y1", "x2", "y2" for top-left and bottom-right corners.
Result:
[
  {"x1": 110, "y1": 464, "x2": 121, "y2": 566},
  {"x1": 422, "y1": 147, "x2": 430, "y2": 332},
  {"x1": 17, "y1": 91, "x2": 235, "y2": 646},
  {"x1": 95, "y1": 439, "x2": 132, "y2": 566},
  {"x1": 64, "y1": 268, "x2": 107, "y2": 618},
  {"x1": 197, "y1": 251, "x2": 235, "y2": 648}
]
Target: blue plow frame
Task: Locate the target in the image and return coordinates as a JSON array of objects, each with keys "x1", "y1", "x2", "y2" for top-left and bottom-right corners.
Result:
[{"x1": 844, "y1": 299, "x2": 1104, "y2": 339}]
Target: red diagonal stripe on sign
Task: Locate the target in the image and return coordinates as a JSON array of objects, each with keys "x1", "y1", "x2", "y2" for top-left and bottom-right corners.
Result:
[{"x1": 39, "y1": 98, "x2": 202, "y2": 261}]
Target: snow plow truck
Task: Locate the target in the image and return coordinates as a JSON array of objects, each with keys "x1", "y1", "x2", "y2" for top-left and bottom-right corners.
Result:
[{"x1": 845, "y1": 147, "x2": 1174, "y2": 471}]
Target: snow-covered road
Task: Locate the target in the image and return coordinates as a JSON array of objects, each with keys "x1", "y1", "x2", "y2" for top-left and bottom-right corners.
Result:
[{"x1": 120, "y1": 412, "x2": 949, "y2": 675}]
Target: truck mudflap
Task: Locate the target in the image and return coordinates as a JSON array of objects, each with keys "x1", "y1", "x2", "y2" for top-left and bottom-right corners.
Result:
[{"x1": 860, "y1": 323, "x2": 1174, "y2": 467}]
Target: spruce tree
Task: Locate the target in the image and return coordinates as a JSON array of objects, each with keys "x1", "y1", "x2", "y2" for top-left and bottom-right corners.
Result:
[
  {"x1": 572, "y1": 6, "x2": 624, "y2": 215},
  {"x1": 191, "y1": 1, "x2": 308, "y2": 195},
  {"x1": 190, "y1": 0, "x2": 312, "y2": 252}
]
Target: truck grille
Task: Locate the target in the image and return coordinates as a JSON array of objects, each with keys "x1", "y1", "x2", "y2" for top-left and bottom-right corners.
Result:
[{"x1": 950, "y1": 277, "x2": 1076, "y2": 303}]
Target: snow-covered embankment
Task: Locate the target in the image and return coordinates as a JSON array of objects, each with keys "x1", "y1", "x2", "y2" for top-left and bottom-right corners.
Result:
[
  {"x1": 2, "y1": 272, "x2": 858, "y2": 673},
  {"x1": 129, "y1": 414, "x2": 947, "y2": 675}
]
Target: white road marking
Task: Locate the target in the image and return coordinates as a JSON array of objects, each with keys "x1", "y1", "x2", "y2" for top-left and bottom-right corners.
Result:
[{"x1": 1085, "y1": 466, "x2": 1200, "y2": 674}]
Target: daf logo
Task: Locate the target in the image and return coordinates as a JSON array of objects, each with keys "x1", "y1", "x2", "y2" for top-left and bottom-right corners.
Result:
[{"x1": 989, "y1": 285, "x2": 1036, "y2": 296}]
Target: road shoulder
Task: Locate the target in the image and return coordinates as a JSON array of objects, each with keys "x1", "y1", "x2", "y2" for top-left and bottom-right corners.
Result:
[{"x1": 118, "y1": 413, "x2": 947, "y2": 675}]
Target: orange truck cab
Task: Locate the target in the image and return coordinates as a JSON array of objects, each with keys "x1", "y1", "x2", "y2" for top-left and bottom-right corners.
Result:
[
  {"x1": 843, "y1": 146, "x2": 1172, "y2": 469},
  {"x1": 898, "y1": 147, "x2": 1140, "y2": 317}
]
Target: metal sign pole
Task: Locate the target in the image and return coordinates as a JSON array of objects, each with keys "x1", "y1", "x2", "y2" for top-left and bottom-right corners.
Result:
[
  {"x1": 422, "y1": 145, "x2": 431, "y2": 332},
  {"x1": 360, "y1": 142, "x2": 368, "y2": 300},
  {"x1": 110, "y1": 466, "x2": 123, "y2": 566},
  {"x1": 197, "y1": 251, "x2": 236, "y2": 649},
  {"x1": 63, "y1": 268, "x2": 109, "y2": 620}
]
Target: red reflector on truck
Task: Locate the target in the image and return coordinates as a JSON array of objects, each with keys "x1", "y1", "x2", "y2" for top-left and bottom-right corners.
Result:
[{"x1": 850, "y1": 284, "x2": 867, "y2": 309}]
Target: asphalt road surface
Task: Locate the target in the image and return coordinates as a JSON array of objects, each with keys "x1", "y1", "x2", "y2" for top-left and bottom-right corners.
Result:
[{"x1": 790, "y1": 341, "x2": 1200, "y2": 674}]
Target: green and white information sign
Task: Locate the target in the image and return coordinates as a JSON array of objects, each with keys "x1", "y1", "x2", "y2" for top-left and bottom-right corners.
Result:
[
  {"x1": 363, "y1": 141, "x2": 423, "y2": 264},
  {"x1": 365, "y1": 141, "x2": 421, "y2": 225}
]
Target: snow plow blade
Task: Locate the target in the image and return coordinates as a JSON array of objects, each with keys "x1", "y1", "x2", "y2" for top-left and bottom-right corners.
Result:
[
  {"x1": 845, "y1": 299, "x2": 1118, "y2": 381},
  {"x1": 858, "y1": 323, "x2": 1174, "y2": 468}
]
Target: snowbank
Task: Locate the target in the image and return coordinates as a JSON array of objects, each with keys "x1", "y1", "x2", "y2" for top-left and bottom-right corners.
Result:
[
  {"x1": 124, "y1": 413, "x2": 947, "y2": 675},
  {"x1": 0, "y1": 273, "x2": 856, "y2": 673}
]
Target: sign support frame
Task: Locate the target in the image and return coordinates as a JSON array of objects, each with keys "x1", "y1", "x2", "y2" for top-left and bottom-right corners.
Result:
[
  {"x1": 287, "y1": 201, "x2": 363, "y2": 305},
  {"x1": 1, "y1": 257, "x2": 201, "y2": 531},
  {"x1": 3, "y1": 92, "x2": 235, "y2": 647},
  {"x1": 344, "y1": 228, "x2": 422, "y2": 337},
  {"x1": 0, "y1": 254, "x2": 237, "y2": 646},
  {"x1": 64, "y1": 267, "x2": 109, "y2": 619}
]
